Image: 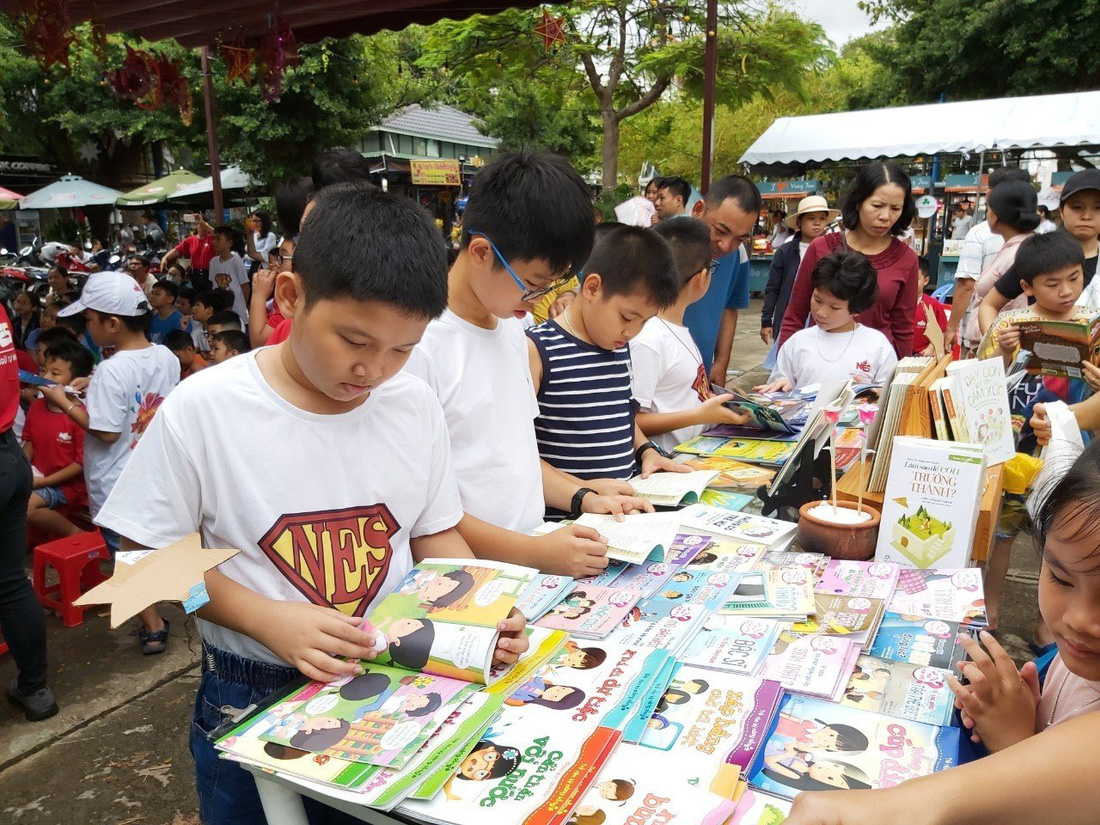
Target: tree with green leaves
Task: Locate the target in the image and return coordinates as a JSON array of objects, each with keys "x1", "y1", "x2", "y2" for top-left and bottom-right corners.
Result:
[
  {"x1": 419, "y1": 2, "x2": 830, "y2": 188},
  {"x1": 860, "y1": 0, "x2": 1100, "y2": 102}
]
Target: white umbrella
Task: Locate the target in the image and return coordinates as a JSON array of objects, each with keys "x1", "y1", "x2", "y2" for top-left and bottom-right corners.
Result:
[
  {"x1": 168, "y1": 165, "x2": 260, "y2": 200},
  {"x1": 19, "y1": 174, "x2": 122, "y2": 209}
]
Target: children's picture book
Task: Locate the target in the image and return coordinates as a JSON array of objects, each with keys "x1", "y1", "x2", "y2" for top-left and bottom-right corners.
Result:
[
  {"x1": 516, "y1": 574, "x2": 575, "y2": 622},
  {"x1": 534, "y1": 583, "x2": 642, "y2": 639},
  {"x1": 679, "y1": 537, "x2": 766, "y2": 574},
  {"x1": 755, "y1": 551, "x2": 829, "y2": 578},
  {"x1": 874, "y1": 438, "x2": 987, "y2": 569},
  {"x1": 683, "y1": 455, "x2": 777, "y2": 490},
  {"x1": 628, "y1": 469, "x2": 720, "y2": 507},
  {"x1": 256, "y1": 664, "x2": 480, "y2": 768},
  {"x1": 703, "y1": 423, "x2": 801, "y2": 442},
  {"x1": 840, "y1": 655, "x2": 955, "y2": 727},
  {"x1": 610, "y1": 570, "x2": 740, "y2": 655},
  {"x1": 638, "y1": 667, "x2": 785, "y2": 812},
  {"x1": 713, "y1": 439, "x2": 799, "y2": 466},
  {"x1": 680, "y1": 505, "x2": 798, "y2": 549},
  {"x1": 789, "y1": 594, "x2": 886, "y2": 650},
  {"x1": 613, "y1": 559, "x2": 680, "y2": 600},
  {"x1": 944, "y1": 358, "x2": 1015, "y2": 465},
  {"x1": 888, "y1": 568, "x2": 988, "y2": 628},
  {"x1": 369, "y1": 559, "x2": 536, "y2": 685},
  {"x1": 759, "y1": 632, "x2": 861, "y2": 702},
  {"x1": 722, "y1": 569, "x2": 815, "y2": 620},
  {"x1": 573, "y1": 512, "x2": 682, "y2": 565},
  {"x1": 699, "y1": 489, "x2": 756, "y2": 512},
  {"x1": 747, "y1": 694, "x2": 960, "y2": 800},
  {"x1": 665, "y1": 531, "x2": 714, "y2": 566},
  {"x1": 576, "y1": 560, "x2": 628, "y2": 588},
  {"x1": 719, "y1": 388, "x2": 807, "y2": 435},
  {"x1": 727, "y1": 787, "x2": 793, "y2": 825},
  {"x1": 680, "y1": 615, "x2": 785, "y2": 677},
  {"x1": 869, "y1": 612, "x2": 972, "y2": 670},
  {"x1": 674, "y1": 434, "x2": 734, "y2": 455},
  {"x1": 816, "y1": 560, "x2": 900, "y2": 601},
  {"x1": 1014, "y1": 312, "x2": 1100, "y2": 378}
]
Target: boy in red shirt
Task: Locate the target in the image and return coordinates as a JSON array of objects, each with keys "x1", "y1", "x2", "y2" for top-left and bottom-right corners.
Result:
[
  {"x1": 913, "y1": 255, "x2": 947, "y2": 356},
  {"x1": 23, "y1": 339, "x2": 93, "y2": 537}
]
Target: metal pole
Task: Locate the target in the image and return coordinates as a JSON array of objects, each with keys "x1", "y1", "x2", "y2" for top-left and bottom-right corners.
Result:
[
  {"x1": 200, "y1": 46, "x2": 224, "y2": 220},
  {"x1": 700, "y1": 0, "x2": 718, "y2": 194}
]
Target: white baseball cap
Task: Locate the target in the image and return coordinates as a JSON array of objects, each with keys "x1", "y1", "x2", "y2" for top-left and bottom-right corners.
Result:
[{"x1": 58, "y1": 271, "x2": 152, "y2": 318}]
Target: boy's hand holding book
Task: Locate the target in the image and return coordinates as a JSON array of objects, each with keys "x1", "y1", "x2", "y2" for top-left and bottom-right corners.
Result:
[
  {"x1": 638, "y1": 447, "x2": 691, "y2": 478},
  {"x1": 755, "y1": 378, "x2": 792, "y2": 394},
  {"x1": 491, "y1": 607, "x2": 529, "y2": 666},
  {"x1": 1031, "y1": 403, "x2": 1052, "y2": 445},
  {"x1": 697, "y1": 392, "x2": 753, "y2": 426},
  {"x1": 997, "y1": 324, "x2": 1022, "y2": 356},
  {"x1": 255, "y1": 601, "x2": 385, "y2": 683},
  {"x1": 946, "y1": 631, "x2": 1040, "y2": 753},
  {"x1": 531, "y1": 524, "x2": 611, "y2": 579}
]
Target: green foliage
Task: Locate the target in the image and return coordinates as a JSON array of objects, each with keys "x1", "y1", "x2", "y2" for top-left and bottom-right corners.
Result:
[{"x1": 859, "y1": 0, "x2": 1100, "y2": 102}]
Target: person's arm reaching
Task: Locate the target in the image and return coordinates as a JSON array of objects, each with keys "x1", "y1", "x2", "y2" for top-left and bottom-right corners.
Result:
[
  {"x1": 160, "y1": 246, "x2": 181, "y2": 272},
  {"x1": 978, "y1": 286, "x2": 1011, "y2": 336},
  {"x1": 455, "y1": 511, "x2": 611, "y2": 579},
  {"x1": 785, "y1": 711, "x2": 1100, "y2": 825},
  {"x1": 637, "y1": 395, "x2": 749, "y2": 437},
  {"x1": 40, "y1": 384, "x2": 118, "y2": 443},
  {"x1": 249, "y1": 268, "x2": 277, "y2": 348}
]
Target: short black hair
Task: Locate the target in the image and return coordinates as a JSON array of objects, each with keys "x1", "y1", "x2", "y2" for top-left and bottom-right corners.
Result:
[
  {"x1": 43, "y1": 338, "x2": 93, "y2": 379},
  {"x1": 583, "y1": 225, "x2": 679, "y2": 308},
  {"x1": 1038, "y1": 205, "x2": 1051, "y2": 219},
  {"x1": 311, "y1": 148, "x2": 375, "y2": 190},
  {"x1": 208, "y1": 310, "x2": 243, "y2": 330},
  {"x1": 162, "y1": 329, "x2": 194, "y2": 352},
  {"x1": 810, "y1": 250, "x2": 878, "y2": 314},
  {"x1": 212, "y1": 225, "x2": 239, "y2": 252},
  {"x1": 212, "y1": 289, "x2": 236, "y2": 312},
  {"x1": 152, "y1": 279, "x2": 179, "y2": 299},
  {"x1": 91, "y1": 308, "x2": 151, "y2": 334},
  {"x1": 653, "y1": 217, "x2": 712, "y2": 284},
  {"x1": 461, "y1": 149, "x2": 594, "y2": 281},
  {"x1": 213, "y1": 329, "x2": 251, "y2": 354},
  {"x1": 839, "y1": 162, "x2": 916, "y2": 236},
  {"x1": 35, "y1": 326, "x2": 76, "y2": 349},
  {"x1": 1014, "y1": 231, "x2": 1085, "y2": 285},
  {"x1": 657, "y1": 176, "x2": 691, "y2": 204},
  {"x1": 274, "y1": 176, "x2": 314, "y2": 239},
  {"x1": 988, "y1": 166, "x2": 1031, "y2": 188},
  {"x1": 293, "y1": 182, "x2": 448, "y2": 317},
  {"x1": 705, "y1": 175, "x2": 762, "y2": 214},
  {"x1": 917, "y1": 255, "x2": 931, "y2": 277},
  {"x1": 131, "y1": 254, "x2": 151, "y2": 269},
  {"x1": 194, "y1": 289, "x2": 229, "y2": 312}
]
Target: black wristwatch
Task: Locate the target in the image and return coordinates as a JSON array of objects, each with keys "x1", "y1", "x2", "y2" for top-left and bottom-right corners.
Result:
[
  {"x1": 570, "y1": 487, "x2": 596, "y2": 519},
  {"x1": 635, "y1": 440, "x2": 667, "y2": 465}
]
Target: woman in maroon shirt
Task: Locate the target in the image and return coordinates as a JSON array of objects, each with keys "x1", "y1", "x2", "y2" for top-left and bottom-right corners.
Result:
[{"x1": 778, "y1": 163, "x2": 920, "y2": 358}]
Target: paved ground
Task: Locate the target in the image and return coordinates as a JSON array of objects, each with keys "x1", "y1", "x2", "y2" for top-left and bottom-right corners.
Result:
[{"x1": 0, "y1": 298, "x2": 1041, "y2": 823}]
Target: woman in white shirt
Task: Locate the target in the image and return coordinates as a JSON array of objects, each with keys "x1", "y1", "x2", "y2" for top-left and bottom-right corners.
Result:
[{"x1": 245, "y1": 210, "x2": 279, "y2": 275}]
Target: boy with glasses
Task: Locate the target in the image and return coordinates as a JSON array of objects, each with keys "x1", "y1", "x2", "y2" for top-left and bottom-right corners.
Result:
[{"x1": 407, "y1": 150, "x2": 650, "y2": 580}]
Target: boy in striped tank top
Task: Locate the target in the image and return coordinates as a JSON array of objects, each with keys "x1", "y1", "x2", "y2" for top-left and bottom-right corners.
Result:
[{"x1": 528, "y1": 225, "x2": 688, "y2": 505}]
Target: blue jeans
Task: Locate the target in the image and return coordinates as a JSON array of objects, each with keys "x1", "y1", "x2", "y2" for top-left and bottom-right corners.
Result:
[{"x1": 190, "y1": 643, "x2": 364, "y2": 825}]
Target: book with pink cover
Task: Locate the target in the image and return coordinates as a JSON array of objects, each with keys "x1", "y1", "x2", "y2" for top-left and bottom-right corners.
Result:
[
  {"x1": 534, "y1": 583, "x2": 642, "y2": 639},
  {"x1": 759, "y1": 632, "x2": 861, "y2": 702},
  {"x1": 816, "y1": 559, "x2": 900, "y2": 600}
]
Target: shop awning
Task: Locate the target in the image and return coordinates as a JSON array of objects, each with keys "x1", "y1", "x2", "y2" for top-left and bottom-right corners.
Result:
[
  {"x1": 0, "y1": 185, "x2": 23, "y2": 210},
  {"x1": 740, "y1": 91, "x2": 1100, "y2": 170},
  {"x1": 117, "y1": 169, "x2": 204, "y2": 207}
]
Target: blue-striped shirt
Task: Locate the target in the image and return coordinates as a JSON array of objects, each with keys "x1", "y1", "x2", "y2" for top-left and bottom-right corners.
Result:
[{"x1": 528, "y1": 320, "x2": 638, "y2": 483}]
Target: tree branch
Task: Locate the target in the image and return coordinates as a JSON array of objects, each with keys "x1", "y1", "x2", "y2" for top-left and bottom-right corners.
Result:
[
  {"x1": 615, "y1": 73, "x2": 671, "y2": 121},
  {"x1": 607, "y1": 3, "x2": 628, "y2": 91},
  {"x1": 580, "y1": 51, "x2": 609, "y2": 105}
]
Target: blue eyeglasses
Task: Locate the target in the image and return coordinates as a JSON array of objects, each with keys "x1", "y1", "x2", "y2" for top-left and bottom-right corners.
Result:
[{"x1": 468, "y1": 231, "x2": 574, "y2": 301}]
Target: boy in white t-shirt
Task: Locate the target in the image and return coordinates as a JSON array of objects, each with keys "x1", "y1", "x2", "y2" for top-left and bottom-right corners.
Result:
[
  {"x1": 633, "y1": 218, "x2": 751, "y2": 453},
  {"x1": 53, "y1": 271, "x2": 180, "y2": 652},
  {"x1": 406, "y1": 150, "x2": 650, "y2": 579},
  {"x1": 208, "y1": 226, "x2": 251, "y2": 325},
  {"x1": 95, "y1": 184, "x2": 527, "y2": 825},
  {"x1": 760, "y1": 249, "x2": 897, "y2": 392}
]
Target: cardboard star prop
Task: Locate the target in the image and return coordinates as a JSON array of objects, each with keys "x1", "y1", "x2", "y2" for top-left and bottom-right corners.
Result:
[{"x1": 74, "y1": 533, "x2": 239, "y2": 628}]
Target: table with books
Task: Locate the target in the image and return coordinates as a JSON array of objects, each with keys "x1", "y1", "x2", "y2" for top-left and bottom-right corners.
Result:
[{"x1": 226, "y1": 361, "x2": 1017, "y2": 824}]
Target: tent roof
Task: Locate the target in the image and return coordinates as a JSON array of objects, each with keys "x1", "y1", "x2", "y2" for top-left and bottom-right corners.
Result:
[
  {"x1": 0, "y1": 1, "x2": 549, "y2": 48},
  {"x1": 19, "y1": 174, "x2": 121, "y2": 209},
  {"x1": 740, "y1": 91, "x2": 1100, "y2": 170},
  {"x1": 168, "y1": 166, "x2": 259, "y2": 201},
  {"x1": 117, "y1": 169, "x2": 204, "y2": 206}
]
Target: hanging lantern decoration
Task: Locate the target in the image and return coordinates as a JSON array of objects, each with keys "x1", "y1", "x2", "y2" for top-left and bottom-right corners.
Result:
[
  {"x1": 533, "y1": 9, "x2": 567, "y2": 53},
  {"x1": 105, "y1": 45, "x2": 157, "y2": 102},
  {"x1": 221, "y1": 33, "x2": 257, "y2": 86},
  {"x1": 15, "y1": 0, "x2": 75, "y2": 70},
  {"x1": 259, "y1": 14, "x2": 299, "y2": 103}
]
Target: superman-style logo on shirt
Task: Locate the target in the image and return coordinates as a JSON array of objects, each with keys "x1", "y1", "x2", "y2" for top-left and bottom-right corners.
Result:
[{"x1": 258, "y1": 504, "x2": 399, "y2": 617}]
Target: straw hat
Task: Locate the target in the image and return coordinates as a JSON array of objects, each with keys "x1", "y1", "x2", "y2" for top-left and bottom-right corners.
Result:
[{"x1": 785, "y1": 195, "x2": 840, "y2": 230}]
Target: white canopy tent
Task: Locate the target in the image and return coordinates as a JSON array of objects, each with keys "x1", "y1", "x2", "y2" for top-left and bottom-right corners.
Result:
[{"x1": 740, "y1": 91, "x2": 1100, "y2": 169}]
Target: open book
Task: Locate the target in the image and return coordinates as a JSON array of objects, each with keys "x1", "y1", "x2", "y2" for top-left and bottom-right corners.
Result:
[
  {"x1": 627, "y1": 469, "x2": 719, "y2": 507},
  {"x1": 248, "y1": 559, "x2": 539, "y2": 769},
  {"x1": 573, "y1": 511, "x2": 681, "y2": 564},
  {"x1": 713, "y1": 385, "x2": 808, "y2": 434}
]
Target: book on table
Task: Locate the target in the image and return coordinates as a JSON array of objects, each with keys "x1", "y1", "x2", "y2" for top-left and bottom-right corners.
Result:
[
  {"x1": 758, "y1": 631, "x2": 862, "y2": 701},
  {"x1": 679, "y1": 504, "x2": 797, "y2": 549},
  {"x1": 573, "y1": 511, "x2": 682, "y2": 564},
  {"x1": 533, "y1": 582, "x2": 642, "y2": 639},
  {"x1": 627, "y1": 469, "x2": 720, "y2": 507},
  {"x1": 840, "y1": 654, "x2": 956, "y2": 727}
]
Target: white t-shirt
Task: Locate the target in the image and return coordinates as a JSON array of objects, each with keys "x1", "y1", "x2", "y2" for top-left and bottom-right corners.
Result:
[
  {"x1": 84, "y1": 345, "x2": 180, "y2": 514},
  {"x1": 253, "y1": 231, "x2": 279, "y2": 264},
  {"x1": 209, "y1": 253, "x2": 250, "y2": 324},
  {"x1": 771, "y1": 324, "x2": 897, "y2": 389},
  {"x1": 405, "y1": 311, "x2": 544, "y2": 533},
  {"x1": 96, "y1": 352, "x2": 463, "y2": 665},
  {"x1": 630, "y1": 317, "x2": 709, "y2": 454}
]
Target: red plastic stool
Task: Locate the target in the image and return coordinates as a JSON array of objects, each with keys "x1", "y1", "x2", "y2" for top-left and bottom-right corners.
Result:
[{"x1": 33, "y1": 530, "x2": 111, "y2": 627}]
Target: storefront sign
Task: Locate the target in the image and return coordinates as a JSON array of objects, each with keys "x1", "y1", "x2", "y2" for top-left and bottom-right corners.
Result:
[{"x1": 410, "y1": 160, "x2": 461, "y2": 186}]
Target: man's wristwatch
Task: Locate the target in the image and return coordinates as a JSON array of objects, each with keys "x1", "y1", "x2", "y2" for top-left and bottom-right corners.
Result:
[
  {"x1": 635, "y1": 440, "x2": 668, "y2": 465},
  {"x1": 570, "y1": 487, "x2": 596, "y2": 519}
]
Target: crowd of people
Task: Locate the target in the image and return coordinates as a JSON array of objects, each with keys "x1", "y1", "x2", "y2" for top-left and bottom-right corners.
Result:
[{"x1": 2, "y1": 145, "x2": 1100, "y2": 825}]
